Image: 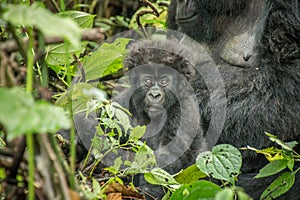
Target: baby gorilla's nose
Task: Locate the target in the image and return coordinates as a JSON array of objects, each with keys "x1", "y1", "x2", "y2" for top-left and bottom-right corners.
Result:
[{"x1": 149, "y1": 90, "x2": 162, "y2": 101}]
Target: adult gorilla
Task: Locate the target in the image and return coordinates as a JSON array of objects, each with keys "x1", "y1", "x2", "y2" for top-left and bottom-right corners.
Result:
[{"x1": 167, "y1": 0, "x2": 300, "y2": 199}]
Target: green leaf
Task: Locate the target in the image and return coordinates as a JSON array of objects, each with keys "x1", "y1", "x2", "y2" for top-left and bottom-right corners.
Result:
[
  {"x1": 92, "y1": 178, "x2": 101, "y2": 194},
  {"x1": 260, "y1": 172, "x2": 295, "y2": 200},
  {"x1": 285, "y1": 141, "x2": 298, "y2": 150},
  {"x1": 58, "y1": 11, "x2": 96, "y2": 28},
  {"x1": 127, "y1": 144, "x2": 156, "y2": 174},
  {"x1": 3, "y1": 4, "x2": 81, "y2": 47},
  {"x1": 144, "y1": 167, "x2": 180, "y2": 189},
  {"x1": 82, "y1": 38, "x2": 131, "y2": 81},
  {"x1": 170, "y1": 180, "x2": 221, "y2": 200},
  {"x1": 255, "y1": 160, "x2": 287, "y2": 178},
  {"x1": 216, "y1": 187, "x2": 253, "y2": 200},
  {"x1": 237, "y1": 189, "x2": 253, "y2": 200},
  {"x1": 0, "y1": 88, "x2": 71, "y2": 141},
  {"x1": 105, "y1": 156, "x2": 123, "y2": 175},
  {"x1": 265, "y1": 132, "x2": 296, "y2": 151},
  {"x1": 287, "y1": 159, "x2": 294, "y2": 171},
  {"x1": 174, "y1": 164, "x2": 207, "y2": 184},
  {"x1": 45, "y1": 43, "x2": 84, "y2": 66},
  {"x1": 196, "y1": 144, "x2": 242, "y2": 184},
  {"x1": 129, "y1": 125, "x2": 146, "y2": 140},
  {"x1": 215, "y1": 188, "x2": 234, "y2": 200},
  {"x1": 111, "y1": 102, "x2": 132, "y2": 134},
  {"x1": 56, "y1": 82, "x2": 106, "y2": 113},
  {"x1": 45, "y1": 11, "x2": 95, "y2": 66}
]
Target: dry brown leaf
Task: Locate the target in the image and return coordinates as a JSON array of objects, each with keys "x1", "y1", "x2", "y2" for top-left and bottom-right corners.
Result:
[
  {"x1": 107, "y1": 192, "x2": 122, "y2": 200},
  {"x1": 104, "y1": 182, "x2": 145, "y2": 199}
]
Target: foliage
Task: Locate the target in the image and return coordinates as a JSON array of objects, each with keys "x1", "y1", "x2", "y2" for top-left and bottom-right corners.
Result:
[
  {"x1": 170, "y1": 180, "x2": 221, "y2": 200},
  {"x1": 242, "y1": 133, "x2": 300, "y2": 199},
  {"x1": 196, "y1": 144, "x2": 242, "y2": 185},
  {"x1": 0, "y1": 1, "x2": 299, "y2": 200},
  {"x1": 168, "y1": 135, "x2": 300, "y2": 200},
  {"x1": 45, "y1": 11, "x2": 95, "y2": 67},
  {"x1": 81, "y1": 37, "x2": 131, "y2": 81},
  {"x1": 129, "y1": 0, "x2": 169, "y2": 29},
  {"x1": 260, "y1": 172, "x2": 296, "y2": 200},
  {"x1": 3, "y1": 3, "x2": 81, "y2": 47},
  {"x1": 0, "y1": 87, "x2": 71, "y2": 141},
  {"x1": 174, "y1": 164, "x2": 207, "y2": 184}
]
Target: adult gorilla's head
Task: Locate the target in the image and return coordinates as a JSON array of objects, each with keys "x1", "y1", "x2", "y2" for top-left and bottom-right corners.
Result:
[
  {"x1": 169, "y1": 0, "x2": 248, "y2": 42},
  {"x1": 168, "y1": 0, "x2": 269, "y2": 68}
]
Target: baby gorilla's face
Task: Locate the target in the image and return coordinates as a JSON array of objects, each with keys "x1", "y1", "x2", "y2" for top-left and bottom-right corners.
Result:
[
  {"x1": 132, "y1": 64, "x2": 179, "y2": 116},
  {"x1": 142, "y1": 74, "x2": 173, "y2": 114}
]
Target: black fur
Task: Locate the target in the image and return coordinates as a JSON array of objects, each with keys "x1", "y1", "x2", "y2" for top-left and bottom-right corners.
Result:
[
  {"x1": 168, "y1": 0, "x2": 300, "y2": 199},
  {"x1": 118, "y1": 40, "x2": 203, "y2": 172},
  {"x1": 115, "y1": 40, "x2": 204, "y2": 198}
]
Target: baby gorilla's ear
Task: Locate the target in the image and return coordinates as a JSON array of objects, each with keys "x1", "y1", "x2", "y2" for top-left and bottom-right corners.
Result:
[{"x1": 177, "y1": 59, "x2": 196, "y2": 81}]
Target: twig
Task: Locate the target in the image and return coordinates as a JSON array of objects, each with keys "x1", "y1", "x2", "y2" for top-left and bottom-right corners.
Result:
[
  {"x1": 0, "y1": 28, "x2": 105, "y2": 54},
  {"x1": 40, "y1": 134, "x2": 71, "y2": 200},
  {"x1": 73, "y1": 54, "x2": 86, "y2": 82},
  {"x1": 137, "y1": 0, "x2": 160, "y2": 37}
]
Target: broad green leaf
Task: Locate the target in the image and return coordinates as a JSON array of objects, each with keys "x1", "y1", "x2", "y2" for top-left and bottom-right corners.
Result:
[
  {"x1": 196, "y1": 144, "x2": 242, "y2": 184},
  {"x1": 129, "y1": 125, "x2": 146, "y2": 140},
  {"x1": 45, "y1": 43, "x2": 84, "y2": 66},
  {"x1": 260, "y1": 172, "x2": 295, "y2": 200},
  {"x1": 174, "y1": 164, "x2": 207, "y2": 184},
  {"x1": 144, "y1": 167, "x2": 180, "y2": 189},
  {"x1": 3, "y1": 4, "x2": 81, "y2": 47},
  {"x1": 58, "y1": 11, "x2": 96, "y2": 28},
  {"x1": 170, "y1": 180, "x2": 221, "y2": 200},
  {"x1": 215, "y1": 188, "x2": 234, "y2": 200},
  {"x1": 0, "y1": 88, "x2": 71, "y2": 141},
  {"x1": 255, "y1": 160, "x2": 287, "y2": 178},
  {"x1": 82, "y1": 38, "x2": 131, "y2": 81},
  {"x1": 45, "y1": 11, "x2": 95, "y2": 66}
]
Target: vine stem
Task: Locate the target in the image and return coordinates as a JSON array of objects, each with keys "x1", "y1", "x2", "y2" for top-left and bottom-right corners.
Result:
[{"x1": 26, "y1": 27, "x2": 35, "y2": 200}]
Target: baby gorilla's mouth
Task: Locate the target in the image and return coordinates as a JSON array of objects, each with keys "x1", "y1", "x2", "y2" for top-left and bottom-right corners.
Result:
[{"x1": 146, "y1": 104, "x2": 164, "y2": 113}]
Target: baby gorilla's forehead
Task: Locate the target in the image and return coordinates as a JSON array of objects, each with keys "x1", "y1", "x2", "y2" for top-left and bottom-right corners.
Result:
[{"x1": 137, "y1": 64, "x2": 178, "y2": 77}]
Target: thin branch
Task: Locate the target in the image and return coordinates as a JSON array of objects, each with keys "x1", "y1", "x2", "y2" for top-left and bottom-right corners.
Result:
[
  {"x1": 40, "y1": 134, "x2": 71, "y2": 200},
  {"x1": 73, "y1": 54, "x2": 86, "y2": 82},
  {"x1": 0, "y1": 28, "x2": 106, "y2": 54},
  {"x1": 137, "y1": 0, "x2": 160, "y2": 37}
]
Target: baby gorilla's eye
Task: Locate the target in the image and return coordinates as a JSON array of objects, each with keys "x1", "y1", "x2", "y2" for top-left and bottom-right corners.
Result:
[
  {"x1": 144, "y1": 79, "x2": 153, "y2": 87},
  {"x1": 160, "y1": 78, "x2": 169, "y2": 87}
]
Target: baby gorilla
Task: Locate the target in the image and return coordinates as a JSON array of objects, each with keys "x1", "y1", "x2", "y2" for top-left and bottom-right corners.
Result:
[
  {"x1": 127, "y1": 64, "x2": 197, "y2": 159},
  {"x1": 114, "y1": 39, "x2": 204, "y2": 197}
]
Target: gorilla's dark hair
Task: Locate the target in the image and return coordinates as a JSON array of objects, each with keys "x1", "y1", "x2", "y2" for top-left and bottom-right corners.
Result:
[
  {"x1": 124, "y1": 39, "x2": 196, "y2": 80},
  {"x1": 166, "y1": 0, "x2": 300, "y2": 199}
]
